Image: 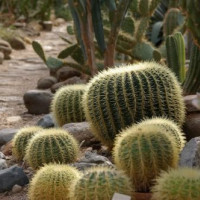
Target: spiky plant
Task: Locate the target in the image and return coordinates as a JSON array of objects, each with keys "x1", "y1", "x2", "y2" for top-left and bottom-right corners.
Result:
[
  {"x1": 152, "y1": 168, "x2": 200, "y2": 200},
  {"x1": 51, "y1": 84, "x2": 86, "y2": 127},
  {"x1": 25, "y1": 128, "x2": 79, "y2": 169},
  {"x1": 29, "y1": 164, "x2": 81, "y2": 200},
  {"x1": 135, "y1": 117, "x2": 186, "y2": 151},
  {"x1": 83, "y1": 62, "x2": 185, "y2": 148},
  {"x1": 12, "y1": 126, "x2": 43, "y2": 161},
  {"x1": 70, "y1": 166, "x2": 134, "y2": 200},
  {"x1": 113, "y1": 124, "x2": 179, "y2": 192}
]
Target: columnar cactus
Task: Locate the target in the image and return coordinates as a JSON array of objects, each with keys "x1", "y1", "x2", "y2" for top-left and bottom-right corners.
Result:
[
  {"x1": 113, "y1": 124, "x2": 179, "y2": 192},
  {"x1": 83, "y1": 62, "x2": 185, "y2": 147},
  {"x1": 29, "y1": 164, "x2": 81, "y2": 200},
  {"x1": 70, "y1": 166, "x2": 134, "y2": 200},
  {"x1": 51, "y1": 84, "x2": 86, "y2": 126},
  {"x1": 134, "y1": 117, "x2": 186, "y2": 151},
  {"x1": 12, "y1": 126, "x2": 43, "y2": 161},
  {"x1": 152, "y1": 168, "x2": 200, "y2": 200},
  {"x1": 25, "y1": 128, "x2": 79, "y2": 169}
]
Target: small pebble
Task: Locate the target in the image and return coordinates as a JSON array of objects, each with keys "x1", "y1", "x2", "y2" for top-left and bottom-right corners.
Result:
[{"x1": 12, "y1": 184, "x2": 22, "y2": 193}]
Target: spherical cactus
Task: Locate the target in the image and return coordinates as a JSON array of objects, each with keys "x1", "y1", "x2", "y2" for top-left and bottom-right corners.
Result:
[
  {"x1": 51, "y1": 84, "x2": 86, "y2": 126},
  {"x1": 29, "y1": 164, "x2": 81, "y2": 200},
  {"x1": 12, "y1": 126, "x2": 43, "y2": 160},
  {"x1": 152, "y1": 168, "x2": 200, "y2": 200},
  {"x1": 25, "y1": 128, "x2": 79, "y2": 169},
  {"x1": 135, "y1": 117, "x2": 186, "y2": 151},
  {"x1": 70, "y1": 166, "x2": 134, "y2": 200},
  {"x1": 113, "y1": 124, "x2": 179, "y2": 192},
  {"x1": 83, "y1": 62, "x2": 185, "y2": 148}
]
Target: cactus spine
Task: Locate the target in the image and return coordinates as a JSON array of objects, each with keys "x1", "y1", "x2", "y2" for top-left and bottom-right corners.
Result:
[
  {"x1": 12, "y1": 126, "x2": 43, "y2": 161},
  {"x1": 51, "y1": 84, "x2": 86, "y2": 126},
  {"x1": 29, "y1": 164, "x2": 81, "y2": 200},
  {"x1": 83, "y1": 62, "x2": 185, "y2": 148},
  {"x1": 113, "y1": 124, "x2": 179, "y2": 192},
  {"x1": 166, "y1": 32, "x2": 186, "y2": 83},
  {"x1": 152, "y1": 168, "x2": 200, "y2": 200},
  {"x1": 70, "y1": 166, "x2": 134, "y2": 200},
  {"x1": 25, "y1": 128, "x2": 79, "y2": 169}
]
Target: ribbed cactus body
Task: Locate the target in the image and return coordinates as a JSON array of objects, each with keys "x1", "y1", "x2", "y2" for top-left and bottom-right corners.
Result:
[
  {"x1": 12, "y1": 126, "x2": 43, "y2": 160},
  {"x1": 51, "y1": 84, "x2": 86, "y2": 126},
  {"x1": 152, "y1": 168, "x2": 200, "y2": 200},
  {"x1": 83, "y1": 62, "x2": 185, "y2": 147},
  {"x1": 113, "y1": 125, "x2": 179, "y2": 192},
  {"x1": 25, "y1": 129, "x2": 79, "y2": 169},
  {"x1": 29, "y1": 164, "x2": 81, "y2": 200},
  {"x1": 70, "y1": 166, "x2": 134, "y2": 200},
  {"x1": 135, "y1": 118, "x2": 186, "y2": 151}
]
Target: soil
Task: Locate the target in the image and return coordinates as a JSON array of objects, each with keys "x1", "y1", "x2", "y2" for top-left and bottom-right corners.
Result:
[{"x1": 0, "y1": 22, "x2": 72, "y2": 200}]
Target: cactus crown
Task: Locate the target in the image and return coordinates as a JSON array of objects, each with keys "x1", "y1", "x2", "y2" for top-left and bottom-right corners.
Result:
[
  {"x1": 83, "y1": 61, "x2": 185, "y2": 148},
  {"x1": 12, "y1": 126, "x2": 43, "y2": 160},
  {"x1": 29, "y1": 164, "x2": 81, "y2": 200},
  {"x1": 152, "y1": 168, "x2": 200, "y2": 200},
  {"x1": 70, "y1": 166, "x2": 134, "y2": 200},
  {"x1": 25, "y1": 128, "x2": 79, "y2": 169},
  {"x1": 113, "y1": 124, "x2": 179, "y2": 192},
  {"x1": 51, "y1": 84, "x2": 86, "y2": 126}
]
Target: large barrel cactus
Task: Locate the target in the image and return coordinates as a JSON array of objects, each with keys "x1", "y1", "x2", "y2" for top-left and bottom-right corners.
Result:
[
  {"x1": 70, "y1": 166, "x2": 134, "y2": 200},
  {"x1": 113, "y1": 124, "x2": 179, "y2": 192},
  {"x1": 29, "y1": 164, "x2": 81, "y2": 200},
  {"x1": 51, "y1": 84, "x2": 86, "y2": 126},
  {"x1": 152, "y1": 168, "x2": 200, "y2": 200},
  {"x1": 83, "y1": 62, "x2": 185, "y2": 147},
  {"x1": 25, "y1": 128, "x2": 79, "y2": 169}
]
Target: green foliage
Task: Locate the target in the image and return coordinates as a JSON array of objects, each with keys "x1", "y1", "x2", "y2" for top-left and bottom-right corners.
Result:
[
  {"x1": 51, "y1": 85, "x2": 86, "y2": 126},
  {"x1": 25, "y1": 128, "x2": 79, "y2": 169},
  {"x1": 152, "y1": 168, "x2": 200, "y2": 200},
  {"x1": 70, "y1": 166, "x2": 134, "y2": 200},
  {"x1": 12, "y1": 126, "x2": 43, "y2": 161},
  {"x1": 121, "y1": 16, "x2": 135, "y2": 36},
  {"x1": 166, "y1": 32, "x2": 186, "y2": 83},
  {"x1": 29, "y1": 164, "x2": 81, "y2": 200},
  {"x1": 83, "y1": 62, "x2": 185, "y2": 148},
  {"x1": 32, "y1": 41, "x2": 46, "y2": 62},
  {"x1": 113, "y1": 123, "x2": 179, "y2": 192}
]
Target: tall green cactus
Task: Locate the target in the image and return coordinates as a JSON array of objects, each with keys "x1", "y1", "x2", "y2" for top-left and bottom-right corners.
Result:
[
  {"x1": 152, "y1": 168, "x2": 200, "y2": 200},
  {"x1": 29, "y1": 164, "x2": 81, "y2": 200},
  {"x1": 25, "y1": 128, "x2": 79, "y2": 169},
  {"x1": 51, "y1": 85, "x2": 86, "y2": 127},
  {"x1": 166, "y1": 32, "x2": 186, "y2": 83},
  {"x1": 113, "y1": 123, "x2": 179, "y2": 192},
  {"x1": 183, "y1": 43, "x2": 200, "y2": 94},
  {"x1": 83, "y1": 62, "x2": 185, "y2": 148},
  {"x1": 70, "y1": 166, "x2": 134, "y2": 200}
]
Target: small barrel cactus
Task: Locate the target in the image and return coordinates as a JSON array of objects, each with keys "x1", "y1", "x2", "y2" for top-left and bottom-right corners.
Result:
[
  {"x1": 83, "y1": 62, "x2": 185, "y2": 148},
  {"x1": 113, "y1": 124, "x2": 179, "y2": 192},
  {"x1": 51, "y1": 84, "x2": 86, "y2": 126},
  {"x1": 12, "y1": 126, "x2": 43, "y2": 160},
  {"x1": 70, "y1": 166, "x2": 134, "y2": 200},
  {"x1": 25, "y1": 128, "x2": 79, "y2": 169},
  {"x1": 135, "y1": 117, "x2": 186, "y2": 151},
  {"x1": 29, "y1": 164, "x2": 81, "y2": 200},
  {"x1": 152, "y1": 168, "x2": 200, "y2": 200}
]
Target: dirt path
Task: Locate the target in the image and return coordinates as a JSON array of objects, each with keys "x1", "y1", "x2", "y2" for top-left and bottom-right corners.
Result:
[{"x1": 0, "y1": 24, "x2": 67, "y2": 129}]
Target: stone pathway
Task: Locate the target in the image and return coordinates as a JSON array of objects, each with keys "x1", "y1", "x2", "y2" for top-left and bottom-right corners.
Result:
[{"x1": 0, "y1": 24, "x2": 68, "y2": 129}]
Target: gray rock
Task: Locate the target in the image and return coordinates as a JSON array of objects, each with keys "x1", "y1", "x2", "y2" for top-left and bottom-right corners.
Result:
[
  {"x1": 12, "y1": 184, "x2": 23, "y2": 193},
  {"x1": 51, "y1": 76, "x2": 86, "y2": 93},
  {"x1": 0, "y1": 165, "x2": 29, "y2": 192},
  {"x1": 0, "y1": 159, "x2": 7, "y2": 170},
  {"x1": 37, "y1": 76, "x2": 57, "y2": 89},
  {"x1": 63, "y1": 122, "x2": 99, "y2": 146},
  {"x1": 0, "y1": 152, "x2": 6, "y2": 159},
  {"x1": 71, "y1": 151, "x2": 113, "y2": 171},
  {"x1": 23, "y1": 90, "x2": 53, "y2": 114},
  {"x1": 184, "y1": 95, "x2": 200, "y2": 113},
  {"x1": 0, "y1": 128, "x2": 18, "y2": 145},
  {"x1": 0, "y1": 52, "x2": 3, "y2": 64},
  {"x1": 179, "y1": 137, "x2": 200, "y2": 167},
  {"x1": 0, "y1": 39, "x2": 12, "y2": 59},
  {"x1": 37, "y1": 114, "x2": 55, "y2": 128},
  {"x1": 8, "y1": 37, "x2": 26, "y2": 50}
]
